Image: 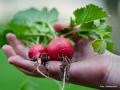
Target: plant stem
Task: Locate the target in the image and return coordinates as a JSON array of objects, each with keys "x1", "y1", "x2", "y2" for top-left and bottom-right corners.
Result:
[
  {"x1": 63, "y1": 30, "x2": 75, "y2": 37},
  {"x1": 100, "y1": 35, "x2": 103, "y2": 40},
  {"x1": 36, "y1": 37, "x2": 40, "y2": 44},
  {"x1": 25, "y1": 33, "x2": 53, "y2": 39},
  {"x1": 47, "y1": 23, "x2": 57, "y2": 38},
  {"x1": 63, "y1": 28, "x2": 90, "y2": 37}
]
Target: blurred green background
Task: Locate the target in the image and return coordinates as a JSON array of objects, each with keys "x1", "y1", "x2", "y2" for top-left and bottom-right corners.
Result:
[
  {"x1": 0, "y1": 50, "x2": 96, "y2": 90},
  {"x1": 0, "y1": 0, "x2": 120, "y2": 90}
]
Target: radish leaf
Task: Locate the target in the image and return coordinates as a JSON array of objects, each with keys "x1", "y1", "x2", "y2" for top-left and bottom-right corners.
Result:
[
  {"x1": 74, "y1": 4, "x2": 109, "y2": 24},
  {"x1": 92, "y1": 39, "x2": 106, "y2": 54}
]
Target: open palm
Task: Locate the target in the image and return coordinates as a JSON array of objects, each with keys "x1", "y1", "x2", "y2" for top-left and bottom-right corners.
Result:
[{"x1": 2, "y1": 22, "x2": 116, "y2": 89}]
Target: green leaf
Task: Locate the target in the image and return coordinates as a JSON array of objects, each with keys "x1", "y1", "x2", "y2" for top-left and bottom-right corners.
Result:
[
  {"x1": 90, "y1": 30, "x2": 100, "y2": 39},
  {"x1": 74, "y1": 4, "x2": 109, "y2": 24},
  {"x1": 104, "y1": 35, "x2": 112, "y2": 43},
  {"x1": 92, "y1": 39, "x2": 106, "y2": 54},
  {"x1": 90, "y1": 34, "x2": 99, "y2": 39},
  {"x1": 94, "y1": 20, "x2": 100, "y2": 26},
  {"x1": 80, "y1": 21, "x2": 95, "y2": 29},
  {"x1": 78, "y1": 33, "x2": 89, "y2": 39},
  {"x1": 12, "y1": 8, "x2": 59, "y2": 25},
  {"x1": 12, "y1": 8, "x2": 41, "y2": 25},
  {"x1": 96, "y1": 21, "x2": 112, "y2": 32},
  {"x1": 106, "y1": 41, "x2": 115, "y2": 52},
  {"x1": 77, "y1": 29, "x2": 89, "y2": 39},
  {"x1": 48, "y1": 8, "x2": 59, "y2": 24},
  {"x1": 70, "y1": 17, "x2": 76, "y2": 26},
  {"x1": 76, "y1": 22, "x2": 95, "y2": 39},
  {"x1": 0, "y1": 7, "x2": 58, "y2": 47}
]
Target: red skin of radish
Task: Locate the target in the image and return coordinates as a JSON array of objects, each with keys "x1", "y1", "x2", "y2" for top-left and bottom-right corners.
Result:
[
  {"x1": 28, "y1": 44, "x2": 47, "y2": 60},
  {"x1": 47, "y1": 37, "x2": 73, "y2": 61},
  {"x1": 53, "y1": 22, "x2": 67, "y2": 32}
]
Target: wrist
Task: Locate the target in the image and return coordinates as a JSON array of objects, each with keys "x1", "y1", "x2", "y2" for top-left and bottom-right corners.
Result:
[{"x1": 103, "y1": 53, "x2": 120, "y2": 89}]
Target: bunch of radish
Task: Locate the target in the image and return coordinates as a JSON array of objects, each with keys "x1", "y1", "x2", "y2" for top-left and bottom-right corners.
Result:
[
  {"x1": 28, "y1": 36, "x2": 74, "y2": 90},
  {"x1": 27, "y1": 5, "x2": 111, "y2": 89},
  {"x1": 0, "y1": 3, "x2": 112, "y2": 90}
]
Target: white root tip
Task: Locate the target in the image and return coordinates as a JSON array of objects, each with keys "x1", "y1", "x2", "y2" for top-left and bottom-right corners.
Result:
[
  {"x1": 36, "y1": 66, "x2": 62, "y2": 90},
  {"x1": 61, "y1": 67, "x2": 67, "y2": 90}
]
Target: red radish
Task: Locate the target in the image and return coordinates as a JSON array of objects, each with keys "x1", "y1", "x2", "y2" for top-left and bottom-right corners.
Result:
[
  {"x1": 28, "y1": 44, "x2": 47, "y2": 60},
  {"x1": 47, "y1": 37, "x2": 73, "y2": 61},
  {"x1": 54, "y1": 22, "x2": 67, "y2": 32}
]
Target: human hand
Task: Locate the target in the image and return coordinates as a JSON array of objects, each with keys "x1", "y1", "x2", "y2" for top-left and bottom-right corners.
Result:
[{"x1": 2, "y1": 22, "x2": 120, "y2": 89}]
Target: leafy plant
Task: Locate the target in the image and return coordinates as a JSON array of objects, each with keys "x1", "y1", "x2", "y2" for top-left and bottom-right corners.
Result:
[
  {"x1": 0, "y1": 8, "x2": 59, "y2": 47},
  {"x1": 0, "y1": 3, "x2": 115, "y2": 90},
  {"x1": 62, "y1": 4, "x2": 114, "y2": 54},
  {"x1": 0, "y1": 4, "x2": 114, "y2": 54}
]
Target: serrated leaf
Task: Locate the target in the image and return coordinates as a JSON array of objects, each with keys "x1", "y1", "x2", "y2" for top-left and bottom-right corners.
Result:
[
  {"x1": 48, "y1": 8, "x2": 59, "y2": 24},
  {"x1": 0, "y1": 7, "x2": 58, "y2": 47},
  {"x1": 80, "y1": 21, "x2": 95, "y2": 29},
  {"x1": 12, "y1": 8, "x2": 59, "y2": 25},
  {"x1": 92, "y1": 39, "x2": 106, "y2": 54},
  {"x1": 12, "y1": 8, "x2": 41, "y2": 25},
  {"x1": 74, "y1": 4, "x2": 109, "y2": 24}
]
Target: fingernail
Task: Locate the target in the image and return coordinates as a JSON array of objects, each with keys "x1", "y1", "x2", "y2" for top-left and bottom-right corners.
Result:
[
  {"x1": 8, "y1": 57, "x2": 13, "y2": 64},
  {"x1": 6, "y1": 33, "x2": 16, "y2": 38},
  {"x1": 2, "y1": 45, "x2": 10, "y2": 50},
  {"x1": 8, "y1": 56, "x2": 16, "y2": 64}
]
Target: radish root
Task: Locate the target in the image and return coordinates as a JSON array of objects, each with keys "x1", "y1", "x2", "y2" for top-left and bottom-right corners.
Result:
[
  {"x1": 35, "y1": 58, "x2": 62, "y2": 90},
  {"x1": 34, "y1": 54, "x2": 71, "y2": 90},
  {"x1": 60, "y1": 55, "x2": 71, "y2": 90},
  {"x1": 62, "y1": 67, "x2": 67, "y2": 90}
]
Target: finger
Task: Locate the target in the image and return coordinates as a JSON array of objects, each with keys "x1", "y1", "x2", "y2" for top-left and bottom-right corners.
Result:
[
  {"x1": 18, "y1": 67, "x2": 40, "y2": 77},
  {"x1": 8, "y1": 55, "x2": 50, "y2": 77},
  {"x1": 8, "y1": 55, "x2": 36, "y2": 72},
  {"x1": 73, "y1": 39, "x2": 94, "y2": 59},
  {"x1": 53, "y1": 22, "x2": 68, "y2": 32},
  {"x1": 6, "y1": 33, "x2": 29, "y2": 59},
  {"x1": 46, "y1": 61, "x2": 61, "y2": 79},
  {"x1": 2, "y1": 45, "x2": 16, "y2": 58}
]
